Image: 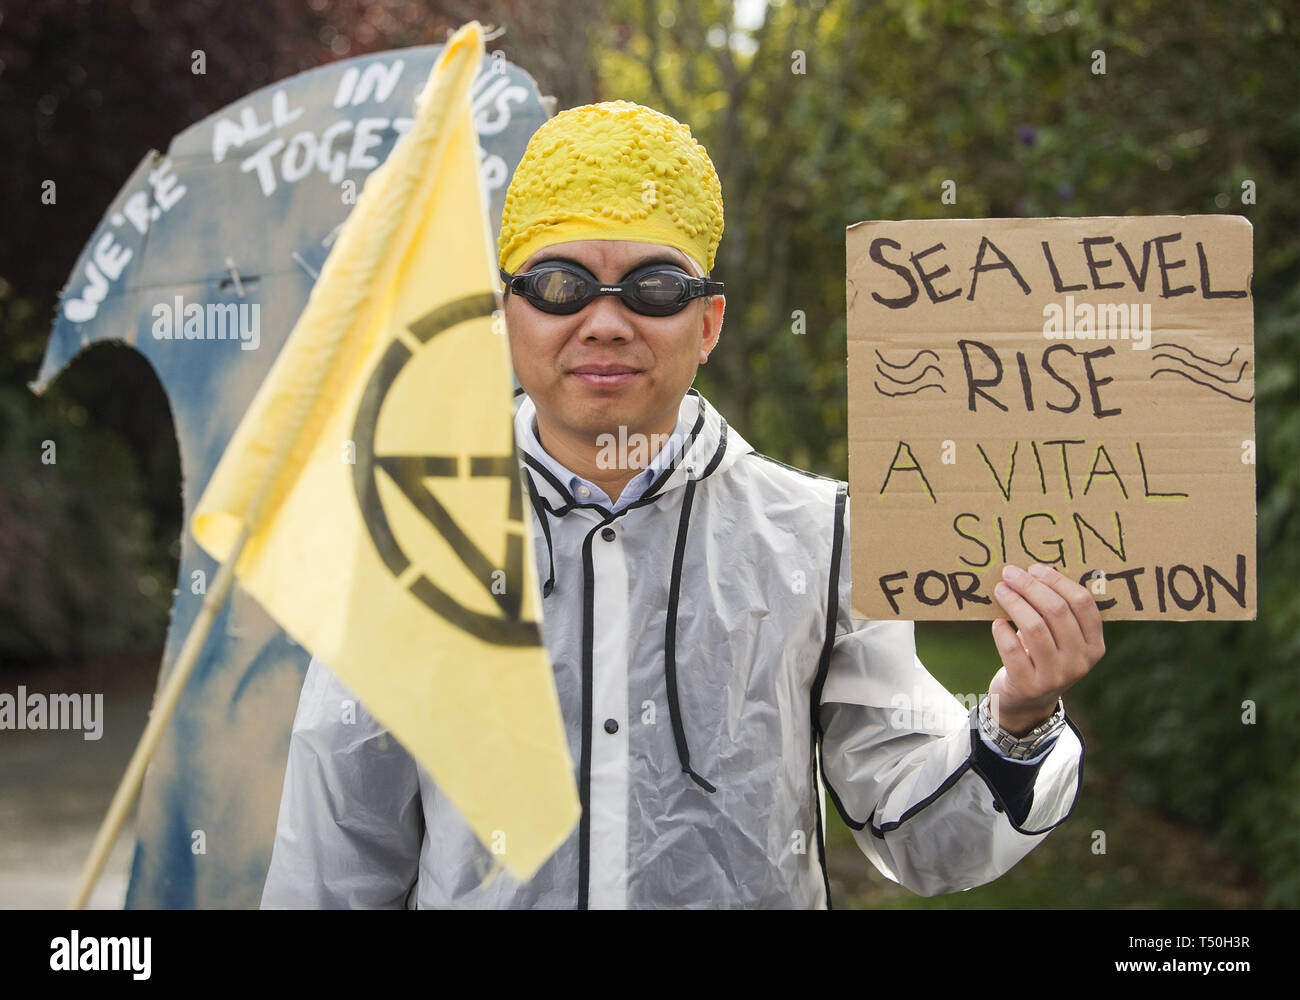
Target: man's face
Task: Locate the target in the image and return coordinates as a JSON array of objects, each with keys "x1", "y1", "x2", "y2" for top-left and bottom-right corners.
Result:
[{"x1": 503, "y1": 239, "x2": 724, "y2": 446}]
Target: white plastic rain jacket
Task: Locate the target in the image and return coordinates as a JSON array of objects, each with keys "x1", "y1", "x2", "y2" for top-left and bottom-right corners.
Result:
[{"x1": 261, "y1": 388, "x2": 1084, "y2": 909}]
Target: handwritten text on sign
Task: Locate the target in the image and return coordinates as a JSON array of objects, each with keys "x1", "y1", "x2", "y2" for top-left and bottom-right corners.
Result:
[{"x1": 846, "y1": 216, "x2": 1255, "y2": 621}]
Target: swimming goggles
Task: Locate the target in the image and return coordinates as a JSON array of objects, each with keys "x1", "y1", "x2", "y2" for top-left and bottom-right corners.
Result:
[{"x1": 499, "y1": 259, "x2": 724, "y2": 316}]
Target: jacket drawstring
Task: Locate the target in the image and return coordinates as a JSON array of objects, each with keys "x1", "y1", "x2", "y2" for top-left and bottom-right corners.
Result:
[
  {"x1": 663, "y1": 475, "x2": 716, "y2": 793},
  {"x1": 522, "y1": 453, "x2": 715, "y2": 793},
  {"x1": 523, "y1": 470, "x2": 556, "y2": 597}
]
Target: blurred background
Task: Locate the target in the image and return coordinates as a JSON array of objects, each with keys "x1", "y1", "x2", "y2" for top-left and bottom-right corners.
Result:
[{"x1": 1, "y1": 0, "x2": 1295, "y2": 908}]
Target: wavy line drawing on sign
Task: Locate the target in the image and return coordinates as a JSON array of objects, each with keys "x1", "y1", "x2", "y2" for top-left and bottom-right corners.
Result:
[
  {"x1": 873, "y1": 348, "x2": 946, "y2": 397},
  {"x1": 875, "y1": 363, "x2": 945, "y2": 385},
  {"x1": 1149, "y1": 342, "x2": 1253, "y2": 402}
]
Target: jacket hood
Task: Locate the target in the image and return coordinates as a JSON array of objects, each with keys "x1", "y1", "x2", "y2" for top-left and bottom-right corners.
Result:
[{"x1": 512, "y1": 386, "x2": 751, "y2": 514}]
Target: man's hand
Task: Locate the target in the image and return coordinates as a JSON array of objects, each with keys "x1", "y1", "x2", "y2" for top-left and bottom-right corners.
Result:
[{"x1": 988, "y1": 563, "x2": 1105, "y2": 736}]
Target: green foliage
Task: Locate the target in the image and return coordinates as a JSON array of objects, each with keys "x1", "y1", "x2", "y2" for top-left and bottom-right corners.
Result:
[
  {"x1": 1070, "y1": 280, "x2": 1300, "y2": 907},
  {"x1": 0, "y1": 296, "x2": 173, "y2": 664}
]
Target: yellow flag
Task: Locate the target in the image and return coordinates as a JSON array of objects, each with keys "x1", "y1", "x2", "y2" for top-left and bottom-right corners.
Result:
[{"x1": 192, "y1": 22, "x2": 579, "y2": 881}]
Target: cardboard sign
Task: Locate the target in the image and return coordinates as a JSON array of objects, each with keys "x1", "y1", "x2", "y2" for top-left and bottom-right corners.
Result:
[{"x1": 846, "y1": 215, "x2": 1255, "y2": 621}]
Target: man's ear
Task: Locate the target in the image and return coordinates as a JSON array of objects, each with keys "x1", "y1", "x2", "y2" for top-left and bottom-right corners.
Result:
[{"x1": 699, "y1": 294, "x2": 724, "y2": 363}]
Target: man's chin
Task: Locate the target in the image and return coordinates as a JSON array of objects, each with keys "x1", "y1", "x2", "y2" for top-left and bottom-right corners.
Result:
[
  {"x1": 549, "y1": 403, "x2": 652, "y2": 442},
  {"x1": 528, "y1": 382, "x2": 683, "y2": 443}
]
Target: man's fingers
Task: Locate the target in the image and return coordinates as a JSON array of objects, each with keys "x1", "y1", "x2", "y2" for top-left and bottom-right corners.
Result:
[
  {"x1": 990, "y1": 564, "x2": 1107, "y2": 725},
  {"x1": 1029, "y1": 562, "x2": 1105, "y2": 656},
  {"x1": 993, "y1": 570, "x2": 1059, "y2": 675},
  {"x1": 990, "y1": 582, "x2": 1058, "y2": 703},
  {"x1": 991, "y1": 617, "x2": 1033, "y2": 677},
  {"x1": 1003, "y1": 564, "x2": 1082, "y2": 653}
]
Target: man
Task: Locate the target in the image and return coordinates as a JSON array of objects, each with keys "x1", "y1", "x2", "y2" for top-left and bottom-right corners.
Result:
[{"x1": 261, "y1": 100, "x2": 1104, "y2": 909}]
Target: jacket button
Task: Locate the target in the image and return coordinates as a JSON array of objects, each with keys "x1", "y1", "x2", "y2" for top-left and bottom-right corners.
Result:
[
  {"x1": 601, "y1": 527, "x2": 616, "y2": 542},
  {"x1": 604, "y1": 718, "x2": 619, "y2": 734}
]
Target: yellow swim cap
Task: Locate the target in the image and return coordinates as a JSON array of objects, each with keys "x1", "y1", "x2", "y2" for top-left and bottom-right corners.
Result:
[{"x1": 497, "y1": 100, "x2": 724, "y2": 277}]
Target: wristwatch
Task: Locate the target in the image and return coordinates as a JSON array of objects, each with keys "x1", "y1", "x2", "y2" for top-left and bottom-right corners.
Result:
[{"x1": 978, "y1": 693, "x2": 1066, "y2": 760}]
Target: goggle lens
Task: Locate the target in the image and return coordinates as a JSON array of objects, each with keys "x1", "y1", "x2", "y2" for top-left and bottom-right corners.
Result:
[
  {"x1": 535, "y1": 268, "x2": 591, "y2": 309},
  {"x1": 633, "y1": 272, "x2": 689, "y2": 309}
]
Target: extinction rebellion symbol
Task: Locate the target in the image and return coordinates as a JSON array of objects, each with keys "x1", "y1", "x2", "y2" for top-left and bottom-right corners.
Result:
[{"x1": 351, "y1": 293, "x2": 540, "y2": 646}]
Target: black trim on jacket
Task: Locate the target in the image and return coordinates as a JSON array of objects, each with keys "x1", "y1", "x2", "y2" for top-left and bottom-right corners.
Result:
[
  {"x1": 519, "y1": 389, "x2": 727, "y2": 908},
  {"x1": 810, "y1": 482, "x2": 848, "y2": 909}
]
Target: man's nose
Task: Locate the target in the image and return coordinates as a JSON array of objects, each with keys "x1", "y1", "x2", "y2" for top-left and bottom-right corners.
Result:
[{"x1": 576, "y1": 292, "x2": 637, "y2": 342}]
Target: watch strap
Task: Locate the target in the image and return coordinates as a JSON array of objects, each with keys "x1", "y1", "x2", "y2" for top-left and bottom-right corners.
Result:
[{"x1": 978, "y1": 694, "x2": 1066, "y2": 761}]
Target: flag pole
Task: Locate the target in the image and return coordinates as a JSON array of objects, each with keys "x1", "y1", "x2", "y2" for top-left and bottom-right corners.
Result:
[
  {"x1": 67, "y1": 20, "x2": 486, "y2": 911},
  {"x1": 68, "y1": 522, "x2": 251, "y2": 909},
  {"x1": 70, "y1": 314, "x2": 337, "y2": 908},
  {"x1": 70, "y1": 319, "x2": 309, "y2": 910}
]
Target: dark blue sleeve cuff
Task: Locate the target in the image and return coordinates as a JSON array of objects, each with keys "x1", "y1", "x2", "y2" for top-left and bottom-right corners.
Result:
[{"x1": 971, "y1": 730, "x2": 1052, "y2": 826}]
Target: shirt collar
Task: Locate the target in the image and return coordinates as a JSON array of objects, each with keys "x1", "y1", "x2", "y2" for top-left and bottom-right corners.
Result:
[
  {"x1": 515, "y1": 389, "x2": 746, "y2": 514},
  {"x1": 517, "y1": 402, "x2": 690, "y2": 513}
]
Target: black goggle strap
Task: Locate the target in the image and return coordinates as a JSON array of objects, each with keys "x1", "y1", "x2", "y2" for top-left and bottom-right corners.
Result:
[{"x1": 685, "y1": 276, "x2": 725, "y2": 297}]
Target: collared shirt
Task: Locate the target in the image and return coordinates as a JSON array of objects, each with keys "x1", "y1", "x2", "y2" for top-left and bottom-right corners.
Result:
[{"x1": 518, "y1": 410, "x2": 690, "y2": 513}]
